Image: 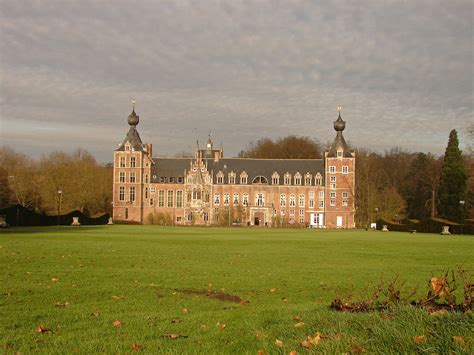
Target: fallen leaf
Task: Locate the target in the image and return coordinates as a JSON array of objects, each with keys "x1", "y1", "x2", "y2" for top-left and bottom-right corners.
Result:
[
  {"x1": 294, "y1": 322, "x2": 305, "y2": 328},
  {"x1": 413, "y1": 336, "x2": 426, "y2": 344},
  {"x1": 300, "y1": 340, "x2": 311, "y2": 348},
  {"x1": 182, "y1": 308, "x2": 188, "y2": 314},
  {"x1": 131, "y1": 342, "x2": 141, "y2": 351},
  {"x1": 35, "y1": 326, "x2": 51, "y2": 333},
  {"x1": 453, "y1": 336, "x2": 465, "y2": 346},
  {"x1": 239, "y1": 300, "x2": 250, "y2": 305},
  {"x1": 292, "y1": 316, "x2": 302, "y2": 321},
  {"x1": 111, "y1": 295, "x2": 122, "y2": 300},
  {"x1": 257, "y1": 350, "x2": 266, "y2": 355},
  {"x1": 161, "y1": 333, "x2": 188, "y2": 339},
  {"x1": 308, "y1": 332, "x2": 321, "y2": 345},
  {"x1": 319, "y1": 282, "x2": 326, "y2": 287},
  {"x1": 275, "y1": 339, "x2": 283, "y2": 348},
  {"x1": 289, "y1": 351, "x2": 297, "y2": 355},
  {"x1": 55, "y1": 301, "x2": 69, "y2": 307},
  {"x1": 430, "y1": 309, "x2": 446, "y2": 317},
  {"x1": 112, "y1": 320, "x2": 123, "y2": 327},
  {"x1": 171, "y1": 318, "x2": 181, "y2": 324},
  {"x1": 200, "y1": 324, "x2": 207, "y2": 329},
  {"x1": 270, "y1": 288, "x2": 277, "y2": 292},
  {"x1": 281, "y1": 297, "x2": 288, "y2": 301},
  {"x1": 216, "y1": 322, "x2": 226, "y2": 329},
  {"x1": 51, "y1": 277, "x2": 59, "y2": 282},
  {"x1": 90, "y1": 312, "x2": 100, "y2": 317}
]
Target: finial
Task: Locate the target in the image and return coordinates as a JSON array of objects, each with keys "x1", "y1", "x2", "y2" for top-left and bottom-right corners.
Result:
[
  {"x1": 132, "y1": 100, "x2": 136, "y2": 111},
  {"x1": 127, "y1": 100, "x2": 139, "y2": 126},
  {"x1": 337, "y1": 106, "x2": 342, "y2": 115}
]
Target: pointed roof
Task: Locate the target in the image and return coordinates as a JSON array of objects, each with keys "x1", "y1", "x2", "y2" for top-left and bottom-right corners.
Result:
[
  {"x1": 116, "y1": 105, "x2": 145, "y2": 151},
  {"x1": 326, "y1": 111, "x2": 353, "y2": 158}
]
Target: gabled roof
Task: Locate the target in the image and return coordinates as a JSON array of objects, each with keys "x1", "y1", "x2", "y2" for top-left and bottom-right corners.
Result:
[
  {"x1": 115, "y1": 126, "x2": 145, "y2": 152},
  {"x1": 151, "y1": 158, "x2": 325, "y2": 185}
]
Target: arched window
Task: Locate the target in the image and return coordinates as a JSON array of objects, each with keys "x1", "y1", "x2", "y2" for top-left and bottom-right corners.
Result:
[
  {"x1": 240, "y1": 171, "x2": 248, "y2": 184},
  {"x1": 272, "y1": 172, "x2": 280, "y2": 185},
  {"x1": 252, "y1": 176, "x2": 268, "y2": 184},
  {"x1": 294, "y1": 172, "x2": 302, "y2": 185},
  {"x1": 315, "y1": 173, "x2": 322, "y2": 186}
]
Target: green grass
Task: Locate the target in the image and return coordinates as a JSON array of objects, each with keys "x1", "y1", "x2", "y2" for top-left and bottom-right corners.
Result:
[{"x1": 1, "y1": 226, "x2": 473, "y2": 353}]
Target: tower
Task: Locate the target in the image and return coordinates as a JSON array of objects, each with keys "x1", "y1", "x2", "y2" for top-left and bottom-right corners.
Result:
[
  {"x1": 112, "y1": 102, "x2": 153, "y2": 223},
  {"x1": 324, "y1": 108, "x2": 356, "y2": 228}
]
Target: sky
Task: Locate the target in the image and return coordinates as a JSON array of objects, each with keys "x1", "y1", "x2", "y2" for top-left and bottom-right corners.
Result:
[{"x1": 1, "y1": 0, "x2": 472, "y2": 163}]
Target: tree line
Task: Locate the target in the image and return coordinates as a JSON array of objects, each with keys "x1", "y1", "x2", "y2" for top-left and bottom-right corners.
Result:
[
  {"x1": 0, "y1": 147, "x2": 112, "y2": 216},
  {"x1": 1, "y1": 128, "x2": 472, "y2": 226}
]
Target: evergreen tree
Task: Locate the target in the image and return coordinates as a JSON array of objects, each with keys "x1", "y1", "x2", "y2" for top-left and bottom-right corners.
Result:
[{"x1": 437, "y1": 130, "x2": 467, "y2": 221}]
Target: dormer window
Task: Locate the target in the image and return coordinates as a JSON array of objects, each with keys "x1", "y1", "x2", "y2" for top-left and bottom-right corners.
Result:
[
  {"x1": 240, "y1": 171, "x2": 248, "y2": 184},
  {"x1": 337, "y1": 149, "x2": 343, "y2": 157},
  {"x1": 304, "y1": 173, "x2": 312, "y2": 186},
  {"x1": 252, "y1": 176, "x2": 268, "y2": 184},
  {"x1": 315, "y1": 173, "x2": 322, "y2": 186},
  {"x1": 216, "y1": 171, "x2": 224, "y2": 184},
  {"x1": 125, "y1": 143, "x2": 131, "y2": 151},
  {"x1": 284, "y1": 173, "x2": 291, "y2": 185},
  {"x1": 272, "y1": 172, "x2": 280, "y2": 185},
  {"x1": 294, "y1": 172, "x2": 302, "y2": 185},
  {"x1": 228, "y1": 172, "x2": 236, "y2": 184}
]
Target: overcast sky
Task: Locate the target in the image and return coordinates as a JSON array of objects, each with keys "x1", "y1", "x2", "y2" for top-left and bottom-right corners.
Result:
[{"x1": 1, "y1": 0, "x2": 472, "y2": 162}]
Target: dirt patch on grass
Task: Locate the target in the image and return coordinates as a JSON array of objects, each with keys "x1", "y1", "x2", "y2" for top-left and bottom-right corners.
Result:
[{"x1": 177, "y1": 289, "x2": 248, "y2": 304}]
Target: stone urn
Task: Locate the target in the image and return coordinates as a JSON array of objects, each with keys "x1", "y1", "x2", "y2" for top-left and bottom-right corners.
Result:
[
  {"x1": 441, "y1": 225, "x2": 450, "y2": 235},
  {"x1": 381, "y1": 225, "x2": 389, "y2": 232},
  {"x1": 71, "y1": 217, "x2": 81, "y2": 226}
]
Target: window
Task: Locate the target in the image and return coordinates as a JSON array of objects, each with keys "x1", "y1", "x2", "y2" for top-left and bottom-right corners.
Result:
[
  {"x1": 150, "y1": 187, "x2": 156, "y2": 193},
  {"x1": 229, "y1": 173, "x2": 236, "y2": 184},
  {"x1": 280, "y1": 193, "x2": 286, "y2": 207},
  {"x1": 330, "y1": 183, "x2": 336, "y2": 189},
  {"x1": 176, "y1": 191, "x2": 183, "y2": 208},
  {"x1": 158, "y1": 190, "x2": 165, "y2": 207},
  {"x1": 177, "y1": 176, "x2": 184, "y2": 183},
  {"x1": 319, "y1": 200, "x2": 324, "y2": 208},
  {"x1": 125, "y1": 144, "x2": 131, "y2": 151},
  {"x1": 224, "y1": 193, "x2": 230, "y2": 206},
  {"x1": 299, "y1": 194, "x2": 305, "y2": 207},
  {"x1": 150, "y1": 198, "x2": 154, "y2": 206},
  {"x1": 289, "y1": 209, "x2": 295, "y2": 216},
  {"x1": 240, "y1": 172, "x2": 248, "y2": 184},
  {"x1": 145, "y1": 187, "x2": 148, "y2": 199},
  {"x1": 337, "y1": 150, "x2": 343, "y2": 157},
  {"x1": 315, "y1": 173, "x2": 322, "y2": 186},
  {"x1": 214, "y1": 193, "x2": 220, "y2": 205},
  {"x1": 217, "y1": 171, "x2": 224, "y2": 184},
  {"x1": 119, "y1": 172, "x2": 125, "y2": 183},
  {"x1": 256, "y1": 193, "x2": 264, "y2": 207},
  {"x1": 309, "y1": 191, "x2": 314, "y2": 208},
  {"x1": 329, "y1": 166, "x2": 336, "y2": 173},
  {"x1": 169, "y1": 177, "x2": 175, "y2": 183},
  {"x1": 294, "y1": 173, "x2": 302, "y2": 185},
  {"x1": 280, "y1": 209, "x2": 285, "y2": 216},
  {"x1": 272, "y1": 172, "x2": 280, "y2": 185},
  {"x1": 233, "y1": 193, "x2": 239, "y2": 205},
  {"x1": 130, "y1": 186, "x2": 136, "y2": 202},
  {"x1": 289, "y1": 194, "x2": 295, "y2": 207},
  {"x1": 299, "y1": 209, "x2": 304, "y2": 224},
  {"x1": 160, "y1": 177, "x2": 167, "y2": 183},
  {"x1": 330, "y1": 192, "x2": 336, "y2": 198},
  {"x1": 120, "y1": 156, "x2": 126, "y2": 168},
  {"x1": 145, "y1": 174, "x2": 149, "y2": 183},
  {"x1": 130, "y1": 157, "x2": 136, "y2": 168},
  {"x1": 130, "y1": 171, "x2": 136, "y2": 183},
  {"x1": 176, "y1": 216, "x2": 182, "y2": 222},
  {"x1": 330, "y1": 199, "x2": 336, "y2": 206},
  {"x1": 203, "y1": 212, "x2": 209, "y2": 222},
  {"x1": 342, "y1": 200, "x2": 348, "y2": 206},
  {"x1": 342, "y1": 192, "x2": 349, "y2": 198},
  {"x1": 192, "y1": 190, "x2": 201, "y2": 200},
  {"x1": 119, "y1": 186, "x2": 125, "y2": 201},
  {"x1": 330, "y1": 176, "x2": 336, "y2": 182},
  {"x1": 342, "y1": 166, "x2": 349, "y2": 174},
  {"x1": 319, "y1": 191, "x2": 324, "y2": 198},
  {"x1": 167, "y1": 190, "x2": 174, "y2": 208},
  {"x1": 305, "y1": 174, "x2": 312, "y2": 185},
  {"x1": 242, "y1": 193, "x2": 249, "y2": 206},
  {"x1": 284, "y1": 173, "x2": 291, "y2": 185},
  {"x1": 204, "y1": 192, "x2": 210, "y2": 202},
  {"x1": 252, "y1": 176, "x2": 268, "y2": 184}
]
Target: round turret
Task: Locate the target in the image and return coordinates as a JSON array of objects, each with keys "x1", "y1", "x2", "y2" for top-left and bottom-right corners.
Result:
[
  {"x1": 334, "y1": 113, "x2": 345, "y2": 132},
  {"x1": 128, "y1": 108, "x2": 139, "y2": 126}
]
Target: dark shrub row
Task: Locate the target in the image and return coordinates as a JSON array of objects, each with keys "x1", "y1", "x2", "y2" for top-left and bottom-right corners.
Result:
[{"x1": 376, "y1": 217, "x2": 473, "y2": 235}]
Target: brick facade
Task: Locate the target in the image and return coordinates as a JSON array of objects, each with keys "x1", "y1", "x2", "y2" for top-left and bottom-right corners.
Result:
[{"x1": 113, "y1": 108, "x2": 355, "y2": 228}]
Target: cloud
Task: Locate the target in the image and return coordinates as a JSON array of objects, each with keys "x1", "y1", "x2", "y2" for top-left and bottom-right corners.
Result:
[{"x1": 1, "y1": 0, "x2": 472, "y2": 161}]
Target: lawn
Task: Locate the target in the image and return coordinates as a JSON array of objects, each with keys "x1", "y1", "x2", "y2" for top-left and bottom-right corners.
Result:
[{"x1": 1, "y1": 226, "x2": 472, "y2": 353}]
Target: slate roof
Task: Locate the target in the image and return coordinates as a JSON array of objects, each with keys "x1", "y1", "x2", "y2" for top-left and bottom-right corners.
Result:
[
  {"x1": 151, "y1": 158, "x2": 325, "y2": 185},
  {"x1": 116, "y1": 126, "x2": 145, "y2": 152},
  {"x1": 326, "y1": 132, "x2": 353, "y2": 158}
]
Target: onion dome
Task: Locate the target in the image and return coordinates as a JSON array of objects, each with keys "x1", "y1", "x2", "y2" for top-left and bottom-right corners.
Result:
[
  {"x1": 334, "y1": 112, "x2": 345, "y2": 132},
  {"x1": 127, "y1": 100, "x2": 139, "y2": 126}
]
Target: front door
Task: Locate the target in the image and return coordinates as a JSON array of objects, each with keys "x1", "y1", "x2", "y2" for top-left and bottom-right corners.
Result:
[
  {"x1": 254, "y1": 212, "x2": 264, "y2": 226},
  {"x1": 336, "y1": 216, "x2": 343, "y2": 228}
]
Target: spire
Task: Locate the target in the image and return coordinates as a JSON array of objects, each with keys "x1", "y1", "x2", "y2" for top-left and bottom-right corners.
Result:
[
  {"x1": 327, "y1": 107, "x2": 351, "y2": 158},
  {"x1": 206, "y1": 132, "x2": 213, "y2": 150},
  {"x1": 334, "y1": 106, "x2": 345, "y2": 132},
  {"x1": 116, "y1": 103, "x2": 144, "y2": 151}
]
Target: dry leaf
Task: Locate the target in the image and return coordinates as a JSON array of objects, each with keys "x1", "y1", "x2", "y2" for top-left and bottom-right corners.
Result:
[
  {"x1": 453, "y1": 336, "x2": 465, "y2": 346},
  {"x1": 240, "y1": 300, "x2": 250, "y2": 305},
  {"x1": 430, "y1": 309, "x2": 446, "y2": 317},
  {"x1": 182, "y1": 308, "x2": 188, "y2": 314},
  {"x1": 430, "y1": 277, "x2": 445, "y2": 295},
  {"x1": 90, "y1": 312, "x2": 100, "y2": 317},
  {"x1": 55, "y1": 301, "x2": 69, "y2": 307},
  {"x1": 35, "y1": 326, "x2": 51, "y2": 333},
  {"x1": 413, "y1": 336, "x2": 426, "y2": 344},
  {"x1": 300, "y1": 340, "x2": 311, "y2": 348},
  {"x1": 319, "y1": 282, "x2": 326, "y2": 286},
  {"x1": 289, "y1": 351, "x2": 297, "y2": 355},
  {"x1": 112, "y1": 320, "x2": 123, "y2": 327},
  {"x1": 216, "y1": 322, "x2": 226, "y2": 329},
  {"x1": 270, "y1": 288, "x2": 277, "y2": 292},
  {"x1": 51, "y1": 277, "x2": 59, "y2": 282},
  {"x1": 275, "y1": 339, "x2": 283, "y2": 348},
  {"x1": 292, "y1": 316, "x2": 302, "y2": 321},
  {"x1": 308, "y1": 332, "x2": 321, "y2": 345},
  {"x1": 131, "y1": 342, "x2": 141, "y2": 351},
  {"x1": 161, "y1": 333, "x2": 188, "y2": 339},
  {"x1": 294, "y1": 322, "x2": 305, "y2": 328},
  {"x1": 111, "y1": 295, "x2": 122, "y2": 300},
  {"x1": 257, "y1": 350, "x2": 266, "y2": 355}
]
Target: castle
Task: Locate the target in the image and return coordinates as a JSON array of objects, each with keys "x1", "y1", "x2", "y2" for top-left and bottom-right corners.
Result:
[{"x1": 112, "y1": 106, "x2": 355, "y2": 228}]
